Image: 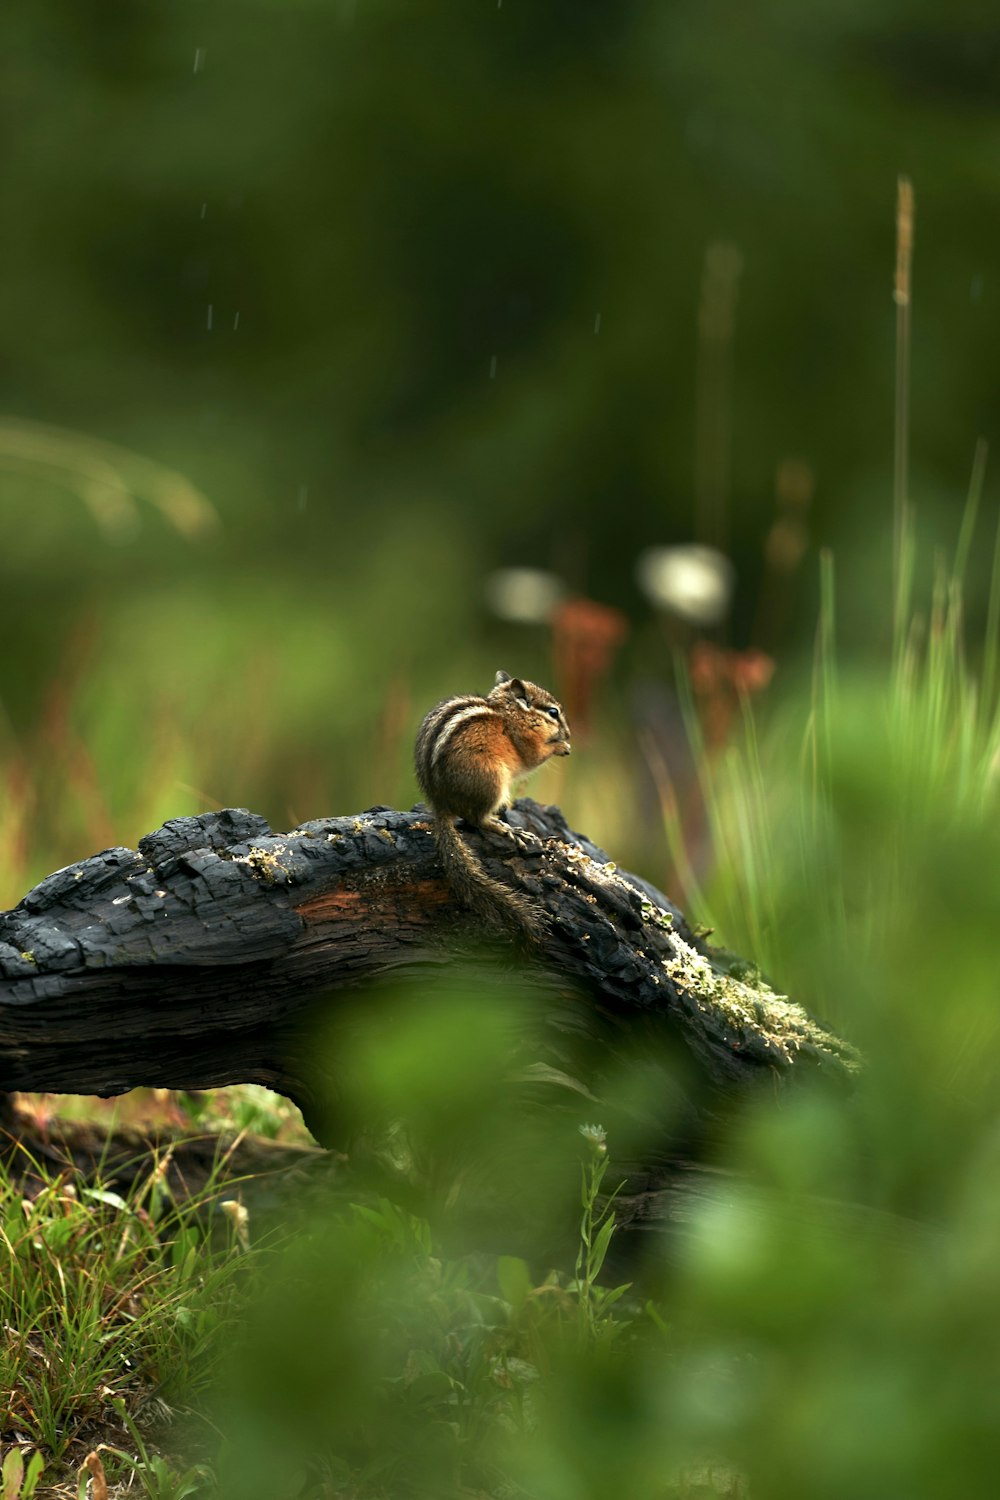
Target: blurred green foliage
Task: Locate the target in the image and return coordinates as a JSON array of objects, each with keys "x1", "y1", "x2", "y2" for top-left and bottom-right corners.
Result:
[{"x1": 210, "y1": 570, "x2": 999, "y2": 1496}]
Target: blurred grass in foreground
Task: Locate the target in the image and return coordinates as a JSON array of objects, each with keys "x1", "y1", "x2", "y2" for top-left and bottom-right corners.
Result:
[
  {"x1": 2, "y1": 493, "x2": 1000, "y2": 1496},
  {"x1": 193, "y1": 490, "x2": 1000, "y2": 1499}
]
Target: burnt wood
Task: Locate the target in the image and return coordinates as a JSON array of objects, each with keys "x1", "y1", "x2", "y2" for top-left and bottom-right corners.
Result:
[{"x1": 0, "y1": 802, "x2": 857, "y2": 1147}]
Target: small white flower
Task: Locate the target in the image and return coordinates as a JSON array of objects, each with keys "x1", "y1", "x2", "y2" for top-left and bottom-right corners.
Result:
[{"x1": 579, "y1": 1122, "x2": 607, "y2": 1155}]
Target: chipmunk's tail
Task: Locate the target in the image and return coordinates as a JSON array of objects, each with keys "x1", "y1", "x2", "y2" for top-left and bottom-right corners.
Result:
[{"x1": 433, "y1": 815, "x2": 545, "y2": 943}]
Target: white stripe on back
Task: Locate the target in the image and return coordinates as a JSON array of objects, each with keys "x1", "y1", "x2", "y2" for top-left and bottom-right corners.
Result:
[{"x1": 430, "y1": 704, "x2": 498, "y2": 768}]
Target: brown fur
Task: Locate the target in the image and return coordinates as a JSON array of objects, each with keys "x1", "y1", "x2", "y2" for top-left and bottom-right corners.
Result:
[{"x1": 414, "y1": 671, "x2": 571, "y2": 940}]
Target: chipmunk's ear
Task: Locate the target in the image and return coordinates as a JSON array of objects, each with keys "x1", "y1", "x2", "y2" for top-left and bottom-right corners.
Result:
[{"x1": 494, "y1": 669, "x2": 528, "y2": 702}]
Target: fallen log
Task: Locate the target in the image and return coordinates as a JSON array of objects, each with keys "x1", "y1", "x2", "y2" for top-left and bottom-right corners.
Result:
[{"x1": 0, "y1": 801, "x2": 857, "y2": 1148}]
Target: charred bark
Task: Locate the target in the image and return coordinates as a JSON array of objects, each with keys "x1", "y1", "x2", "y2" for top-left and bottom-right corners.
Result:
[{"x1": 0, "y1": 802, "x2": 857, "y2": 1146}]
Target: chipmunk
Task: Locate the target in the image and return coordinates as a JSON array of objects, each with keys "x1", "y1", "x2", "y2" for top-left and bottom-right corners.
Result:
[{"x1": 414, "y1": 670, "x2": 571, "y2": 940}]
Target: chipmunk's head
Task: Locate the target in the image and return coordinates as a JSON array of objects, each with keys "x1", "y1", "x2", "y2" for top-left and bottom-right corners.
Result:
[{"x1": 490, "y1": 670, "x2": 572, "y2": 761}]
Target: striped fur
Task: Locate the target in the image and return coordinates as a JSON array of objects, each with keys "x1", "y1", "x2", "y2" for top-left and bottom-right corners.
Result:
[
  {"x1": 413, "y1": 672, "x2": 571, "y2": 941},
  {"x1": 429, "y1": 703, "x2": 498, "y2": 769}
]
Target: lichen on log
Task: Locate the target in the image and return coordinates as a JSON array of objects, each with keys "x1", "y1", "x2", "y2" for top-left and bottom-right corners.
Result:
[{"x1": 0, "y1": 802, "x2": 858, "y2": 1140}]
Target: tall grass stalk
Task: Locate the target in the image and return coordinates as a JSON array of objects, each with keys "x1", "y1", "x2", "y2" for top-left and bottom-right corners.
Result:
[
  {"x1": 665, "y1": 469, "x2": 999, "y2": 994},
  {"x1": 893, "y1": 174, "x2": 914, "y2": 662},
  {"x1": 982, "y1": 496, "x2": 1000, "y2": 714}
]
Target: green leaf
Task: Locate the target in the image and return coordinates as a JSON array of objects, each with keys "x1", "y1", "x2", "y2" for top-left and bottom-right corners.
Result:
[
  {"x1": 2, "y1": 1446, "x2": 24, "y2": 1498},
  {"x1": 171, "y1": 1226, "x2": 199, "y2": 1272},
  {"x1": 645, "y1": 1300, "x2": 670, "y2": 1336},
  {"x1": 82, "y1": 1187, "x2": 130, "y2": 1212},
  {"x1": 596, "y1": 1282, "x2": 632, "y2": 1310},
  {"x1": 23, "y1": 1452, "x2": 45, "y2": 1500},
  {"x1": 589, "y1": 1214, "x2": 617, "y2": 1279},
  {"x1": 496, "y1": 1254, "x2": 532, "y2": 1313},
  {"x1": 173, "y1": 1466, "x2": 217, "y2": 1500}
]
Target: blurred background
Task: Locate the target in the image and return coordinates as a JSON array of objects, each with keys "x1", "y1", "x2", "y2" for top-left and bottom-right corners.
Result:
[
  {"x1": 3, "y1": 0, "x2": 998, "y2": 909},
  {"x1": 5, "y1": 9, "x2": 1000, "y2": 1497}
]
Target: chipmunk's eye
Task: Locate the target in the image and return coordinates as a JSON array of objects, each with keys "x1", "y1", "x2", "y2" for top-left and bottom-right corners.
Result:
[{"x1": 543, "y1": 705, "x2": 561, "y2": 720}]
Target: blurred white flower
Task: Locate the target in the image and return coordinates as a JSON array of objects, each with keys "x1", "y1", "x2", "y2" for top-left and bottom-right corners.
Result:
[
  {"x1": 636, "y1": 544, "x2": 735, "y2": 626},
  {"x1": 220, "y1": 1198, "x2": 250, "y2": 1250},
  {"x1": 484, "y1": 567, "x2": 565, "y2": 625}
]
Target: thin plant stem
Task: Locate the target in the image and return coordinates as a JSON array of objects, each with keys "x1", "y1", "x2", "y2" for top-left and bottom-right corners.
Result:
[
  {"x1": 982, "y1": 498, "x2": 1000, "y2": 716},
  {"x1": 953, "y1": 437, "x2": 988, "y2": 593},
  {"x1": 893, "y1": 175, "x2": 914, "y2": 658}
]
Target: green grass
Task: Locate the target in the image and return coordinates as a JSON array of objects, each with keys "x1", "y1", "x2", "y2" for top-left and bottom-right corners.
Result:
[
  {"x1": 0, "y1": 1138, "x2": 267, "y2": 1497},
  {"x1": 657, "y1": 495, "x2": 1000, "y2": 1021}
]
